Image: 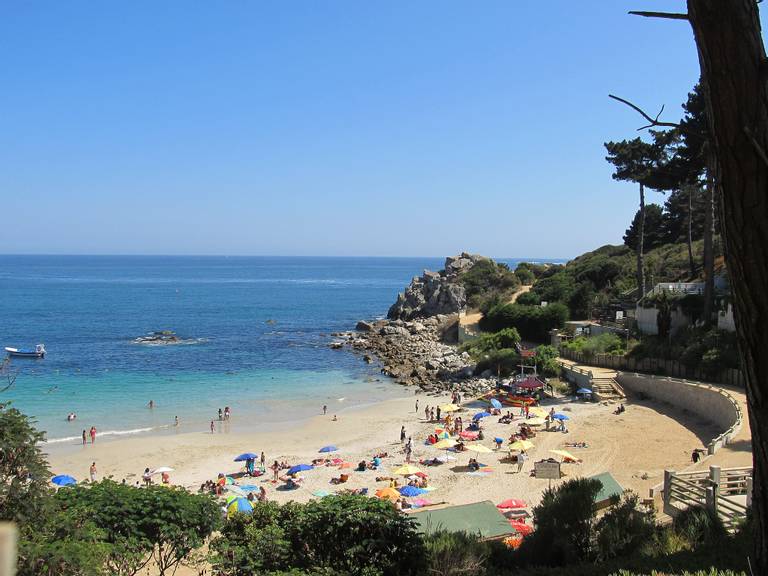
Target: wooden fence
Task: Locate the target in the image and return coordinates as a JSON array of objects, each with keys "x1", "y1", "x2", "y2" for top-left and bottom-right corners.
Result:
[{"x1": 559, "y1": 348, "x2": 745, "y2": 388}]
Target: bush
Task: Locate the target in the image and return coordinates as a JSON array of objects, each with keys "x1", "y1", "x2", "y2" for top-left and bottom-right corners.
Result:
[
  {"x1": 595, "y1": 493, "x2": 656, "y2": 561},
  {"x1": 562, "y1": 334, "x2": 625, "y2": 358},
  {"x1": 474, "y1": 349, "x2": 521, "y2": 377},
  {"x1": 461, "y1": 328, "x2": 521, "y2": 358},
  {"x1": 515, "y1": 266, "x2": 536, "y2": 285},
  {"x1": 211, "y1": 495, "x2": 425, "y2": 576},
  {"x1": 516, "y1": 291, "x2": 542, "y2": 306},
  {"x1": 461, "y1": 260, "x2": 521, "y2": 309},
  {"x1": 480, "y1": 303, "x2": 569, "y2": 342},
  {"x1": 423, "y1": 530, "x2": 491, "y2": 576},
  {"x1": 534, "y1": 345, "x2": 561, "y2": 377}
]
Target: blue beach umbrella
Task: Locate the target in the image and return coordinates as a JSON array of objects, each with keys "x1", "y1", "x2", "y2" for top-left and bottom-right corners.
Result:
[
  {"x1": 288, "y1": 464, "x2": 314, "y2": 475},
  {"x1": 51, "y1": 475, "x2": 77, "y2": 486},
  {"x1": 399, "y1": 485, "x2": 427, "y2": 497},
  {"x1": 490, "y1": 398, "x2": 502, "y2": 410},
  {"x1": 576, "y1": 388, "x2": 593, "y2": 395},
  {"x1": 319, "y1": 445, "x2": 338, "y2": 453},
  {"x1": 227, "y1": 497, "x2": 254, "y2": 515},
  {"x1": 473, "y1": 411, "x2": 491, "y2": 421},
  {"x1": 234, "y1": 452, "x2": 258, "y2": 462},
  {"x1": 552, "y1": 413, "x2": 570, "y2": 421}
]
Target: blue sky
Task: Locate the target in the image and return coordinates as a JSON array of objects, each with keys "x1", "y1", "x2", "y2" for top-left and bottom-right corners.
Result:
[{"x1": 0, "y1": 1, "x2": 735, "y2": 258}]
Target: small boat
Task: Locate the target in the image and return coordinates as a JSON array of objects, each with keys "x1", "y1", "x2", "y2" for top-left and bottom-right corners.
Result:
[{"x1": 5, "y1": 344, "x2": 46, "y2": 358}]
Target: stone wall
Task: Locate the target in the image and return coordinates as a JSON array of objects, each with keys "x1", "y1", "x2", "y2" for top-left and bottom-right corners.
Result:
[{"x1": 616, "y1": 373, "x2": 743, "y2": 454}]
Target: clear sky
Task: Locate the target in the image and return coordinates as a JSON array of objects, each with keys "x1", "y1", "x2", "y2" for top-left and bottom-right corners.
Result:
[{"x1": 0, "y1": 1, "x2": 740, "y2": 258}]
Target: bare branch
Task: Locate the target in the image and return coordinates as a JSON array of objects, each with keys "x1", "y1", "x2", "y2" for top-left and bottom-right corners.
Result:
[
  {"x1": 609, "y1": 94, "x2": 682, "y2": 131},
  {"x1": 628, "y1": 11, "x2": 689, "y2": 21}
]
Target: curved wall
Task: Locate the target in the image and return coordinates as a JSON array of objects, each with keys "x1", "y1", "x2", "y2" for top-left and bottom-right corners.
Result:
[{"x1": 616, "y1": 373, "x2": 743, "y2": 454}]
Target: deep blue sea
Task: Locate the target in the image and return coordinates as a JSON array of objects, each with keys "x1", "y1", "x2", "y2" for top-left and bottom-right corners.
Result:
[{"x1": 0, "y1": 256, "x2": 552, "y2": 445}]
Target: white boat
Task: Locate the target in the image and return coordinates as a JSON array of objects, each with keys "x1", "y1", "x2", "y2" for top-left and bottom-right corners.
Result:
[{"x1": 5, "y1": 344, "x2": 46, "y2": 358}]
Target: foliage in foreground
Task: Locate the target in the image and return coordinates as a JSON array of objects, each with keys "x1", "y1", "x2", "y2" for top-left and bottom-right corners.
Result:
[
  {"x1": 210, "y1": 495, "x2": 425, "y2": 576},
  {"x1": 18, "y1": 480, "x2": 221, "y2": 576}
]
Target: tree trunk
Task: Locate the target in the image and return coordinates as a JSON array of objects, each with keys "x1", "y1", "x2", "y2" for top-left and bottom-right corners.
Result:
[
  {"x1": 687, "y1": 185, "x2": 696, "y2": 278},
  {"x1": 637, "y1": 182, "x2": 646, "y2": 301},
  {"x1": 688, "y1": 1, "x2": 768, "y2": 571},
  {"x1": 702, "y1": 158, "x2": 716, "y2": 327}
]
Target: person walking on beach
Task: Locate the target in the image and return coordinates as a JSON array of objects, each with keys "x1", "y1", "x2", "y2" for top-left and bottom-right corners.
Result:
[
  {"x1": 517, "y1": 450, "x2": 527, "y2": 474},
  {"x1": 218, "y1": 408, "x2": 223, "y2": 421},
  {"x1": 524, "y1": 404, "x2": 530, "y2": 419},
  {"x1": 323, "y1": 404, "x2": 327, "y2": 415},
  {"x1": 415, "y1": 398, "x2": 419, "y2": 413},
  {"x1": 224, "y1": 406, "x2": 230, "y2": 420},
  {"x1": 82, "y1": 430, "x2": 87, "y2": 445},
  {"x1": 436, "y1": 406, "x2": 441, "y2": 422},
  {"x1": 424, "y1": 405, "x2": 430, "y2": 421},
  {"x1": 174, "y1": 416, "x2": 179, "y2": 427},
  {"x1": 271, "y1": 460, "x2": 280, "y2": 482},
  {"x1": 400, "y1": 426, "x2": 406, "y2": 443},
  {"x1": 89, "y1": 462, "x2": 97, "y2": 482},
  {"x1": 89, "y1": 426, "x2": 97, "y2": 443},
  {"x1": 210, "y1": 420, "x2": 215, "y2": 434}
]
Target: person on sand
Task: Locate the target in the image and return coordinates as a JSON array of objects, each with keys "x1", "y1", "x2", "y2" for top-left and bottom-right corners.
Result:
[
  {"x1": 89, "y1": 426, "x2": 97, "y2": 443},
  {"x1": 82, "y1": 430, "x2": 87, "y2": 445},
  {"x1": 258, "y1": 486, "x2": 267, "y2": 502},
  {"x1": 692, "y1": 449, "x2": 701, "y2": 464},
  {"x1": 323, "y1": 404, "x2": 327, "y2": 415},
  {"x1": 89, "y1": 462, "x2": 97, "y2": 482},
  {"x1": 260, "y1": 451, "x2": 266, "y2": 469},
  {"x1": 161, "y1": 471, "x2": 170, "y2": 484},
  {"x1": 436, "y1": 406, "x2": 441, "y2": 421},
  {"x1": 143, "y1": 468, "x2": 152, "y2": 486},
  {"x1": 424, "y1": 405, "x2": 430, "y2": 421},
  {"x1": 400, "y1": 426, "x2": 406, "y2": 443},
  {"x1": 210, "y1": 420, "x2": 215, "y2": 433},
  {"x1": 517, "y1": 450, "x2": 527, "y2": 474},
  {"x1": 415, "y1": 398, "x2": 419, "y2": 413},
  {"x1": 429, "y1": 407, "x2": 435, "y2": 421},
  {"x1": 332, "y1": 414, "x2": 338, "y2": 421},
  {"x1": 271, "y1": 460, "x2": 280, "y2": 482}
]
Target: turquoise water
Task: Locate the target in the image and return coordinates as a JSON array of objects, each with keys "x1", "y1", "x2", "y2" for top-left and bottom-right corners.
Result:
[{"x1": 0, "y1": 256, "x2": 553, "y2": 444}]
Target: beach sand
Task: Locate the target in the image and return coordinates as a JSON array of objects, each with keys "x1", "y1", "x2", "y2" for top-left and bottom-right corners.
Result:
[{"x1": 46, "y1": 389, "x2": 728, "y2": 509}]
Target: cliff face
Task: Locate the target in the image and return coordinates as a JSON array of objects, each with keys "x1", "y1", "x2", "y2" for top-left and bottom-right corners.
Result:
[{"x1": 387, "y1": 253, "x2": 488, "y2": 320}]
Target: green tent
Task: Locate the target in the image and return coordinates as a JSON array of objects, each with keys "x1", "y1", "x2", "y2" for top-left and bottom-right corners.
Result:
[{"x1": 410, "y1": 500, "x2": 515, "y2": 540}]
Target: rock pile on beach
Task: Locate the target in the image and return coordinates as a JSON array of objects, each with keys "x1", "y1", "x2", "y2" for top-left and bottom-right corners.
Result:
[
  {"x1": 334, "y1": 316, "x2": 496, "y2": 397},
  {"x1": 386, "y1": 252, "x2": 488, "y2": 320}
]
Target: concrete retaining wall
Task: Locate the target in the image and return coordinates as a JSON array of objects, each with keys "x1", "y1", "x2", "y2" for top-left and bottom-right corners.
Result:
[{"x1": 616, "y1": 373, "x2": 743, "y2": 454}]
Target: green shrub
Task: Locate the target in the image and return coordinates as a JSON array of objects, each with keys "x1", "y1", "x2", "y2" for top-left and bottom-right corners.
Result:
[
  {"x1": 563, "y1": 334, "x2": 625, "y2": 358},
  {"x1": 461, "y1": 328, "x2": 521, "y2": 357},
  {"x1": 480, "y1": 303, "x2": 569, "y2": 342},
  {"x1": 595, "y1": 493, "x2": 656, "y2": 561},
  {"x1": 516, "y1": 291, "x2": 542, "y2": 306},
  {"x1": 423, "y1": 530, "x2": 491, "y2": 576},
  {"x1": 461, "y1": 260, "x2": 521, "y2": 309},
  {"x1": 515, "y1": 266, "x2": 536, "y2": 285},
  {"x1": 474, "y1": 348, "x2": 521, "y2": 377}
]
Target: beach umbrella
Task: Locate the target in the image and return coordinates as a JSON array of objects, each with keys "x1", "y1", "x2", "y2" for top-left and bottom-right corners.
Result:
[
  {"x1": 433, "y1": 429, "x2": 451, "y2": 439},
  {"x1": 577, "y1": 388, "x2": 593, "y2": 395},
  {"x1": 51, "y1": 475, "x2": 76, "y2": 487},
  {"x1": 433, "y1": 438, "x2": 457, "y2": 449},
  {"x1": 375, "y1": 487, "x2": 401, "y2": 501},
  {"x1": 497, "y1": 498, "x2": 527, "y2": 510},
  {"x1": 227, "y1": 497, "x2": 254, "y2": 515},
  {"x1": 393, "y1": 464, "x2": 420, "y2": 475},
  {"x1": 150, "y1": 466, "x2": 174, "y2": 475},
  {"x1": 552, "y1": 413, "x2": 570, "y2": 421},
  {"x1": 439, "y1": 404, "x2": 460, "y2": 412},
  {"x1": 466, "y1": 444, "x2": 493, "y2": 454},
  {"x1": 473, "y1": 411, "x2": 491, "y2": 421},
  {"x1": 225, "y1": 494, "x2": 240, "y2": 505},
  {"x1": 528, "y1": 407, "x2": 548, "y2": 418},
  {"x1": 288, "y1": 464, "x2": 314, "y2": 475},
  {"x1": 312, "y1": 490, "x2": 331, "y2": 498},
  {"x1": 225, "y1": 476, "x2": 236, "y2": 485},
  {"x1": 509, "y1": 520, "x2": 534, "y2": 536},
  {"x1": 399, "y1": 485, "x2": 427, "y2": 497},
  {"x1": 233, "y1": 453, "x2": 258, "y2": 462},
  {"x1": 490, "y1": 398, "x2": 502, "y2": 410},
  {"x1": 509, "y1": 440, "x2": 534, "y2": 451},
  {"x1": 319, "y1": 445, "x2": 338, "y2": 453},
  {"x1": 550, "y1": 449, "x2": 578, "y2": 461}
]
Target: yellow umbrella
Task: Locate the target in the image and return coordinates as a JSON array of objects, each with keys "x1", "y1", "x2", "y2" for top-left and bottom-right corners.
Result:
[
  {"x1": 550, "y1": 449, "x2": 578, "y2": 461},
  {"x1": 525, "y1": 417, "x2": 547, "y2": 426},
  {"x1": 465, "y1": 444, "x2": 493, "y2": 454},
  {"x1": 509, "y1": 440, "x2": 534, "y2": 451},
  {"x1": 433, "y1": 429, "x2": 451, "y2": 439},
  {"x1": 433, "y1": 438, "x2": 457, "y2": 449},
  {"x1": 528, "y1": 407, "x2": 548, "y2": 418},
  {"x1": 439, "y1": 404, "x2": 460, "y2": 412},
  {"x1": 375, "y1": 487, "x2": 401, "y2": 501},
  {"x1": 393, "y1": 464, "x2": 421, "y2": 475}
]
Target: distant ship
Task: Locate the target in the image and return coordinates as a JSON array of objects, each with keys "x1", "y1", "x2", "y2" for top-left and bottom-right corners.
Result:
[{"x1": 5, "y1": 344, "x2": 46, "y2": 358}]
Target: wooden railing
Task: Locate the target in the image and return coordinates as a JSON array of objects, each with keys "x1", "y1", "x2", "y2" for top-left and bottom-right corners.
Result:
[{"x1": 663, "y1": 466, "x2": 752, "y2": 531}]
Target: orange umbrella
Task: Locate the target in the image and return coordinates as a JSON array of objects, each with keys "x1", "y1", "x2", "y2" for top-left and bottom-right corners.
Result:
[{"x1": 375, "y1": 487, "x2": 400, "y2": 501}]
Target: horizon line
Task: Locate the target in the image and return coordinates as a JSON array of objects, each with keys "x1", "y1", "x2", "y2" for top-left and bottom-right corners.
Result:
[{"x1": 0, "y1": 253, "x2": 572, "y2": 261}]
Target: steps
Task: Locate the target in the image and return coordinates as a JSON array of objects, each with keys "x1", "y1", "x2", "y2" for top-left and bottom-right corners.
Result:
[{"x1": 592, "y1": 377, "x2": 626, "y2": 401}]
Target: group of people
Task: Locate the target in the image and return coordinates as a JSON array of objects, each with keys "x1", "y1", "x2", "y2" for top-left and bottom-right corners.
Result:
[
  {"x1": 81, "y1": 426, "x2": 97, "y2": 445},
  {"x1": 218, "y1": 407, "x2": 232, "y2": 421}
]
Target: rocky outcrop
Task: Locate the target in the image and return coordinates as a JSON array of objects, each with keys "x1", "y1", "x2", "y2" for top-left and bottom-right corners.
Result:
[
  {"x1": 339, "y1": 316, "x2": 497, "y2": 397},
  {"x1": 387, "y1": 253, "x2": 489, "y2": 320}
]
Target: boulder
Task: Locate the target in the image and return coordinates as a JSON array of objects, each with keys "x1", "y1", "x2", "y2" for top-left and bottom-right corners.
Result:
[{"x1": 355, "y1": 320, "x2": 375, "y2": 332}]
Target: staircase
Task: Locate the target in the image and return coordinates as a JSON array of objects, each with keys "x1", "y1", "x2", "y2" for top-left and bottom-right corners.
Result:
[{"x1": 591, "y1": 377, "x2": 625, "y2": 401}]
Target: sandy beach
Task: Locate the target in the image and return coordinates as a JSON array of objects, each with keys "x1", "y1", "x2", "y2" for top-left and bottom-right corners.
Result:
[{"x1": 46, "y1": 387, "x2": 731, "y2": 509}]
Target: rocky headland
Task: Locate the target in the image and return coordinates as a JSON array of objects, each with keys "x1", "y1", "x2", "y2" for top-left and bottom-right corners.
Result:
[{"x1": 333, "y1": 253, "x2": 500, "y2": 397}]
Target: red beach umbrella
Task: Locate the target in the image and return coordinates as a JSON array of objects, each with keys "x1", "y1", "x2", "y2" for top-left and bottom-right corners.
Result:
[{"x1": 497, "y1": 498, "x2": 527, "y2": 510}]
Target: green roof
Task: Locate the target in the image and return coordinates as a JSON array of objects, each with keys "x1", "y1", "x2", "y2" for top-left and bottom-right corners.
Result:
[
  {"x1": 589, "y1": 472, "x2": 624, "y2": 505},
  {"x1": 410, "y1": 500, "x2": 514, "y2": 539}
]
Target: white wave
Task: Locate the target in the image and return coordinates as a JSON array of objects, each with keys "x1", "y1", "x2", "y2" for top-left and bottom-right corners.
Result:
[{"x1": 43, "y1": 425, "x2": 165, "y2": 444}]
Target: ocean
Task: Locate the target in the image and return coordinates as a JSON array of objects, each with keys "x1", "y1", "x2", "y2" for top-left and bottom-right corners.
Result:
[{"x1": 0, "y1": 255, "x2": 553, "y2": 445}]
